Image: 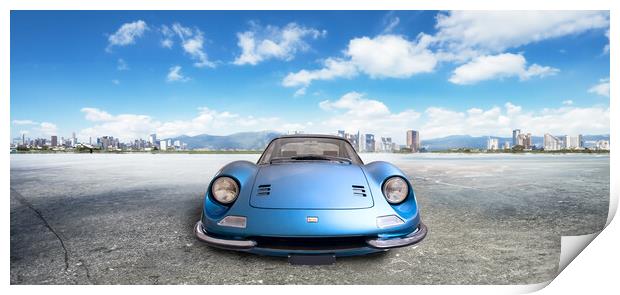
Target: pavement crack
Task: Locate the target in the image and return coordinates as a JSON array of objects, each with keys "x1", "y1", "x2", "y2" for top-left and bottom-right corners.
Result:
[
  {"x1": 10, "y1": 188, "x2": 70, "y2": 271},
  {"x1": 78, "y1": 259, "x2": 95, "y2": 284}
]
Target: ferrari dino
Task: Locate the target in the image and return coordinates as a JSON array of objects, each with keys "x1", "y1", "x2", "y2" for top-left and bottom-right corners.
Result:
[{"x1": 195, "y1": 134, "x2": 426, "y2": 260}]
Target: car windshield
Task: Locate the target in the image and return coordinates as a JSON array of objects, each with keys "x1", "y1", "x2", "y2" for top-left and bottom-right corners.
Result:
[{"x1": 258, "y1": 137, "x2": 362, "y2": 165}]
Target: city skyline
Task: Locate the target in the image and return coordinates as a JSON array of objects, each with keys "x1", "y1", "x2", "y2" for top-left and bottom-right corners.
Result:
[
  {"x1": 11, "y1": 11, "x2": 610, "y2": 143},
  {"x1": 12, "y1": 127, "x2": 610, "y2": 152}
]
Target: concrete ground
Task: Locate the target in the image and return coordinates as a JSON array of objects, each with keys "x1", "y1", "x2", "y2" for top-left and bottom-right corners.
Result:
[{"x1": 10, "y1": 153, "x2": 609, "y2": 284}]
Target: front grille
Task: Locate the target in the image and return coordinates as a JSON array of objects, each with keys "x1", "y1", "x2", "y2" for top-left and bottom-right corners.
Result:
[
  {"x1": 352, "y1": 185, "x2": 367, "y2": 197},
  {"x1": 251, "y1": 236, "x2": 371, "y2": 251},
  {"x1": 256, "y1": 184, "x2": 271, "y2": 196}
]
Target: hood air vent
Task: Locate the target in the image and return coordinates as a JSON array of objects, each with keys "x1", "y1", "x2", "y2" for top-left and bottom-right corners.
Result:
[
  {"x1": 257, "y1": 184, "x2": 271, "y2": 196},
  {"x1": 352, "y1": 185, "x2": 367, "y2": 197}
]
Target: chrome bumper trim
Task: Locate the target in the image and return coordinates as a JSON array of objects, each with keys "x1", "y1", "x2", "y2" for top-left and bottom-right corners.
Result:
[
  {"x1": 366, "y1": 222, "x2": 428, "y2": 249},
  {"x1": 194, "y1": 221, "x2": 256, "y2": 250}
]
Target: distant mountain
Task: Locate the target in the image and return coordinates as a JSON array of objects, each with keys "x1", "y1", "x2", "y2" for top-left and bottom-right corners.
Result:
[
  {"x1": 166, "y1": 131, "x2": 282, "y2": 150},
  {"x1": 582, "y1": 135, "x2": 612, "y2": 142},
  {"x1": 421, "y1": 134, "x2": 609, "y2": 151}
]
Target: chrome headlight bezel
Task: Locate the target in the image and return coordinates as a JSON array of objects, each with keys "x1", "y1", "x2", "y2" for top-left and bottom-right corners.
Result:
[
  {"x1": 210, "y1": 176, "x2": 240, "y2": 205},
  {"x1": 382, "y1": 176, "x2": 409, "y2": 204}
]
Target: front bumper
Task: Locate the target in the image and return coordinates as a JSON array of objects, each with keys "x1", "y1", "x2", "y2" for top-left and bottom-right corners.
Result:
[{"x1": 194, "y1": 220, "x2": 427, "y2": 255}]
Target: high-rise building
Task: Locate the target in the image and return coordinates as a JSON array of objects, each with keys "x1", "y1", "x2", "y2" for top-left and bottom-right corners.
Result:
[
  {"x1": 512, "y1": 129, "x2": 521, "y2": 146},
  {"x1": 22, "y1": 133, "x2": 25, "y2": 145},
  {"x1": 344, "y1": 132, "x2": 359, "y2": 151},
  {"x1": 34, "y1": 138, "x2": 46, "y2": 147},
  {"x1": 160, "y1": 140, "x2": 168, "y2": 151},
  {"x1": 565, "y1": 134, "x2": 583, "y2": 149},
  {"x1": 406, "y1": 130, "x2": 420, "y2": 152},
  {"x1": 544, "y1": 133, "x2": 561, "y2": 151},
  {"x1": 98, "y1": 136, "x2": 113, "y2": 150},
  {"x1": 337, "y1": 130, "x2": 345, "y2": 138},
  {"x1": 504, "y1": 141, "x2": 511, "y2": 150},
  {"x1": 380, "y1": 137, "x2": 393, "y2": 152},
  {"x1": 487, "y1": 137, "x2": 499, "y2": 150},
  {"x1": 596, "y1": 140, "x2": 610, "y2": 150},
  {"x1": 523, "y1": 133, "x2": 532, "y2": 149},
  {"x1": 358, "y1": 132, "x2": 365, "y2": 152},
  {"x1": 148, "y1": 133, "x2": 157, "y2": 145},
  {"x1": 51, "y1": 136, "x2": 58, "y2": 147},
  {"x1": 72, "y1": 132, "x2": 77, "y2": 146},
  {"x1": 575, "y1": 135, "x2": 583, "y2": 149},
  {"x1": 364, "y1": 134, "x2": 375, "y2": 152}
]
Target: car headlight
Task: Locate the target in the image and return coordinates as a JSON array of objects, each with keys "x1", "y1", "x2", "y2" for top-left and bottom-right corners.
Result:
[
  {"x1": 382, "y1": 176, "x2": 409, "y2": 204},
  {"x1": 211, "y1": 177, "x2": 239, "y2": 204}
]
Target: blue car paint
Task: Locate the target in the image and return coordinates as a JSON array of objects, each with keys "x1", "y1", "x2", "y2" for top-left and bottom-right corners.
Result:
[
  {"x1": 198, "y1": 136, "x2": 424, "y2": 257},
  {"x1": 250, "y1": 162, "x2": 374, "y2": 209}
]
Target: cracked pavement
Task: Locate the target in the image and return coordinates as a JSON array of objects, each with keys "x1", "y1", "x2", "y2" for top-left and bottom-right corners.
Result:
[{"x1": 10, "y1": 153, "x2": 609, "y2": 284}]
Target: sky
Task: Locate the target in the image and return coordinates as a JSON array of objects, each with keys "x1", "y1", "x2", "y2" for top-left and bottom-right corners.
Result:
[{"x1": 10, "y1": 10, "x2": 610, "y2": 144}]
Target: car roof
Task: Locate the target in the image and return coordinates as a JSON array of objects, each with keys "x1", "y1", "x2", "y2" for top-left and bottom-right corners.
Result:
[{"x1": 274, "y1": 134, "x2": 346, "y2": 140}]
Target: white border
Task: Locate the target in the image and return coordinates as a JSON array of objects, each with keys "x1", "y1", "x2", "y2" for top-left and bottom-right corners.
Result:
[{"x1": 2, "y1": 0, "x2": 617, "y2": 294}]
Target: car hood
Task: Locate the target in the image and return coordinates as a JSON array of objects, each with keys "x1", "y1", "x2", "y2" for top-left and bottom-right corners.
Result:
[{"x1": 250, "y1": 162, "x2": 374, "y2": 210}]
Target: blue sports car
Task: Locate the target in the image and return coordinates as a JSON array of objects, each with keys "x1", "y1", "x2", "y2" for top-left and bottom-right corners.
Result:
[{"x1": 195, "y1": 134, "x2": 426, "y2": 261}]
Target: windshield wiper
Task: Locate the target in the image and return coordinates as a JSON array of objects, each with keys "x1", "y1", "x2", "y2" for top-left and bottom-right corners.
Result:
[
  {"x1": 269, "y1": 157, "x2": 294, "y2": 164},
  {"x1": 270, "y1": 155, "x2": 352, "y2": 164},
  {"x1": 292, "y1": 155, "x2": 352, "y2": 163}
]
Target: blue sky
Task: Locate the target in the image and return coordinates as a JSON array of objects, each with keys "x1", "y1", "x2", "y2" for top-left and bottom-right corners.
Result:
[{"x1": 10, "y1": 11, "x2": 610, "y2": 143}]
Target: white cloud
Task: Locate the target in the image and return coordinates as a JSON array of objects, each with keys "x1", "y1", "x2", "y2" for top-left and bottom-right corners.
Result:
[
  {"x1": 233, "y1": 22, "x2": 325, "y2": 66},
  {"x1": 293, "y1": 87, "x2": 306, "y2": 97},
  {"x1": 166, "y1": 65, "x2": 189, "y2": 82},
  {"x1": 317, "y1": 92, "x2": 421, "y2": 141},
  {"x1": 75, "y1": 97, "x2": 609, "y2": 144},
  {"x1": 282, "y1": 34, "x2": 437, "y2": 89},
  {"x1": 382, "y1": 16, "x2": 400, "y2": 34},
  {"x1": 588, "y1": 78, "x2": 610, "y2": 97},
  {"x1": 348, "y1": 34, "x2": 437, "y2": 78},
  {"x1": 160, "y1": 25, "x2": 174, "y2": 48},
  {"x1": 161, "y1": 39, "x2": 173, "y2": 49},
  {"x1": 156, "y1": 107, "x2": 284, "y2": 138},
  {"x1": 504, "y1": 102, "x2": 522, "y2": 115},
  {"x1": 316, "y1": 96, "x2": 609, "y2": 141},
  {"x1": 75, "y1": 93, "x2": 421, "y2": 143},
  {"x1": 449, "y1": 53, "x2": 558, "y2": 85},
  {"x1": 283, "y1": 58, "x2": 357, "y2": 88},
  {"x1": 171, "y1": 23, "x2": 215, "y2": 68},
  {"x1": 11, "y1": 120, "x2": 58, "y2": 137},
  {"x1": 421, "y1": 103, "x2": 609, "y2": 139},
  {"x1": 79, "y1": 109, "x2": 158, "y2": 142},
  {"x1": 77, "y1": 107, "x2": 298, "y2": 141},
  {"x1": 112, "y1": 79, "x2": 120, "y2": 85},
  {"x1": 82, "y1": 107, "x2": 114, "y2": 121},
  {"x1": 281, "y1": 11, "x2": 607, "y2": 88},
  {"x1": 603, "y1": 29, "x2": 609, "y2": 54},
  {"x1": 38, "y1": 122, "x2": 58, "y2": 136},
  {"x1": 117, "y1": 58, "x2": 129, "y2": 71},
  {"x1": 434, "y1": 11, "x2": 609, "y2": 55},
  {"x1": 107, "y1": 20, "x2": 148, "y2": 51},
  {"x1": 562, "y1": 100, "x2": 574, "y2": 105},
  {"x1": 12, "y1": 120, "x2": 37, "y2": 125}
]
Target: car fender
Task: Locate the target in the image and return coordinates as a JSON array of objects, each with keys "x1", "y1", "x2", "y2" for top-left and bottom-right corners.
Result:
[
  {"x1": 203, "y1": 160, "x2": 258, "y2": 219},
  {"x1": 362, "y1": 161, "x2": 419, "y2": 221}
]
